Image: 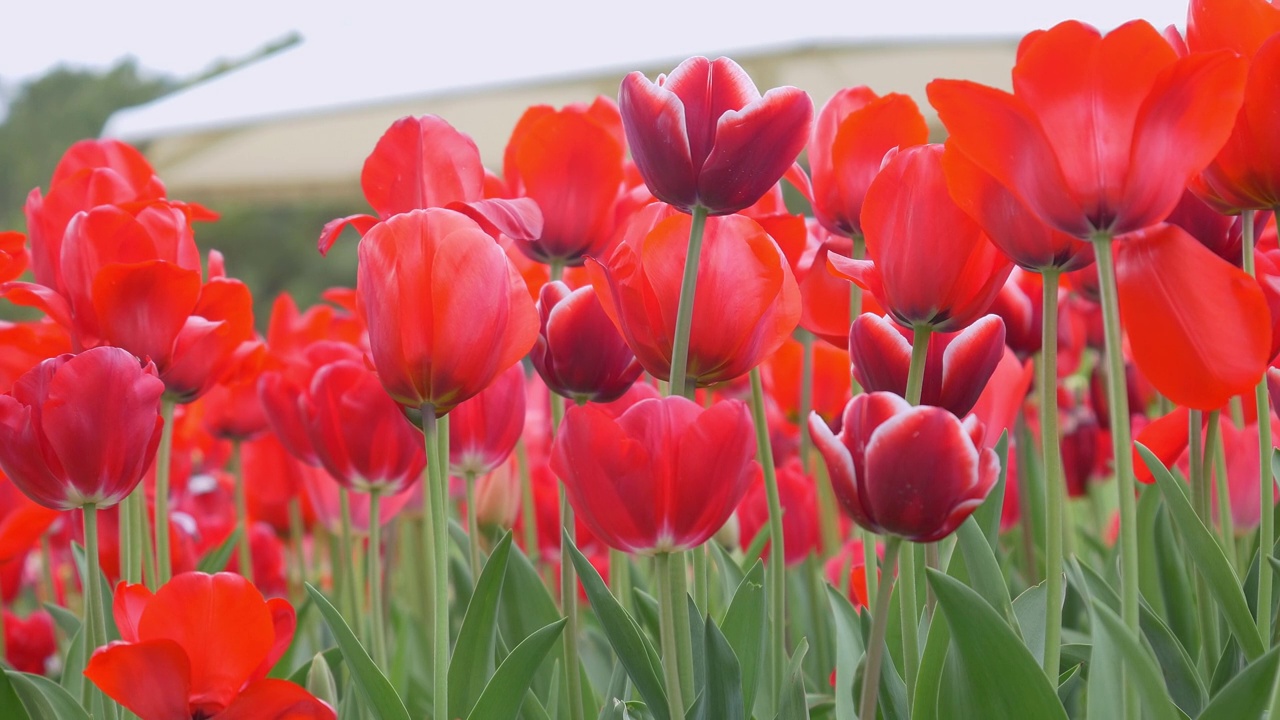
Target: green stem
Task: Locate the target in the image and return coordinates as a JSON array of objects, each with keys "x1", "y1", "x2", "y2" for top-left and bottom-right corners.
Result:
[
  {"x1": 339, "y1": 489, "x2": 360, "y2": 631},
  {"x1": 859, "y1": 537, "x2": 902, "y2": 720},
  {"x1": 153, "y1": 397, "x2": 176, "y2": 586},
  {"x1": 668, "y1": 205, "x2": 709, "y2": 399},
  {"x1": 516, "y1": 437, "x2": 539, "y2": 565},
  {"x1": 672, "y1": 552, "x2": 696, "y2": 705},
  {"x1": 288, "y1": 498, "x2": 307, "y2": 597},
  {"x1": 1041, "y1": 269, "x2": 1064, "y2": 681},
  {"x1": 1190, "y1": 408, "x2": 1219, "y2": 674},
  {"x1": 1091, "y1": 234, "x2": 1141, "y2": 719},
  {"x1": 423, "y1": 410, "x2": 451, "y2": 720},
  {"x1": 231, "y1": 440, "x2": 254, "y2": 584},
  {"x1": 905, "y1": 325, "x2": 932, "y2": 406},
  {"x1": 118, "y1": 485, "x2": 137, "y2": 584},
  {"x1": 848, "y1": 236, "x2": 867, "y2": 392},
  {"x1": 1244, "y1": 210, "x2": 1275, "y2": 645},
  {"x1": 1015, "y1": 416, "x2": 1042, "y2": 584},
  {"x1": 368, "y1": 487, "x2": 387, "y2": 667},
  {"x1": 609, "y1": 548, "x2": 632, "y2": 611},
  {"x1": 82, "y1": 504, "x2": 118, "y2": 720},
  {"x1": 1207, "y1": 414, "x2": 1233, "y2": 549},
  {"x1": 899, "y1": 540, "x2": 920, "y2": 698},
  {"x1": 655, "y1": 552, "x2": 686, "y2": 720},
  {"x1": 861, "y1": 527, "x2": 879, "y2": 610},
  {"x1": 750, "y1": 368, "x2": 786, "y2": 708},
  {"x1": 465, "y1": 472, "x2": 481, "y2": 580},
  {"x1": 549, "y1": 392, "x2": 585, "y2": 720},
  {"x1": 692, "y1": 544, "x2": 708, "y2": 612}
]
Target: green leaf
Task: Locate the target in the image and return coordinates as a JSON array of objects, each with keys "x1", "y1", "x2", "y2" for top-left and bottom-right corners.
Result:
[
  {"x1": 1086, "y1": 600, "x2": 1179, "y2": 720},
  {"x1": 41, "y1": 603, "x2": 79, "y2": 637},
  {"x1": 721, "y1": 560, "x2": 765, "y2": 714},
  {"x1": 304, "y1": 583, "x2": 411, "y2": 720},
  {"x1": 710, "y1": 541, "x2": 747, "y2": 608},
  {"x1": 450, "y1": 532, "x2": 514, "y2": 720},
  {"x1": 498, "y1": 541, "x2": 564, "y2": 703},
  {"x1": 955, "y1": 517, "x2": 1016, "y2": 624},
  {"x1": 972, "y1": 430, "x2": 1009, "y2": 547},
  {"x1": 58, "y1": 625, "x2": 84, "y2": 700},
  {"x1": 196, "y1": 528, "x2": 241, "y2": 573},
  {"x1": 6, "y1": 671, "x2": 86, "y2": 720},
  {"x1": 1012, "y1": 582, "x2": 1047, "y2": 662},
  {"x1": 306, "y1": 652, "x2": 339, "y2": 709},
  {"x1": 910, "y1": 598, "x2": 951, "y2": 720},
  {"x1": 466, "y1": 619, "x2": 567, "y2": 720},
  {"x1": 1139, "y1": 443, "x2": 1266, "y2": 660},
  {"x1": 1056, "y1": 664, "x2": 1083, "y2": 710},
  {"x1": 1197, "y1": 646, "x2": 1280, "y2": 720},
  {"x1": 565, "y1": 530, "x2": 669, "y2": 720},
  {"x1": 926, "y1": 570, "x2": 1067, "y2": 720},
  {"x1": 775, "y1": 638, "x2": 809, "y2": 720},
  {"x1": 825, "y1": 585, "x2": 864, "y2": 720},
  {"x1": 0, "y1": 670, "x2": 32, "y2": 720},
  {"x1": 1153, "y1": 506, "x2": 1199, "y2": 658},
  {"x1": 693, "y1": 616, "x2": 745, "y2": 720},
  {"x1": 287, "y1": 647, "x2": 344, "y2": 687}
]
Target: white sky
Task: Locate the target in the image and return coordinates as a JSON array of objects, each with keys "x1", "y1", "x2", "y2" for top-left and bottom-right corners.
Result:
[{"x1": 2, "y1": 0, "x2": 1187, "y2": 88}]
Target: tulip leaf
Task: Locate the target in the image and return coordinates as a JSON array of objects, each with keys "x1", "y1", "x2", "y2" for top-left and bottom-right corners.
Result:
[
  {"x1": 1197, "y1": 645, "x2": 1280, "y2": 720},
  {"x1": 287, "y1": 647, "x2": 344, "y2": 687},
  {"x1": 450, "y1": 532, "x2": 514, "y2": 720},
  {"x1": 825, "y1": 584, "x2": 864, "y2": 720},
  {"x1": 1086, "y1": 600, "x2": 1180, "y2": 720},
  {"x1": 466, "y1": 618, "x2": 567, "y2": 720},
  {"x1": 41, "y1": 603, "x2": 79, "y2": 637},
  {"x1": 304, "y1": 583, "x2": 411, "y2": 720},
  {"x1": 1011, "y1": 581, "x2": 1048, "y2": 663},
  {"x1": 564, "y1": 530, "x2": 669, "y2": 720},
  {"x1": 499, "y1": 541, "x2": 565, "y2": 702},
  {"x1": 972, "y1": 430, "x2": 1009, "y2": 546},
  {"x1": 711, "y1": 541, "x2": 747, "y2": 606},
  {"x1": 691, "y1": 615, "x2": 745, "y2": 720},
  {"x1": 57, "y1": 625, "x2": 84, "y2": 700},
  {"x1": 0, "y1": 670, "x2": 31, "y2": 720},
  {"x1": 926, "y1": 570, "x2": 1067, "y2": 720},
  {"x1": 305, "y1": 652, "x2": 339, "y2": 709},
  {"x1": 1152, "y1": 506, "x2": 1198, "y2": 656},
  {"x1": 775, "y1": 638, "x2": 809, "y2": 720},
  {"x1": 721, "y1": 560, "x2": 765, "y2": 713},
  {"x1": 5, "y1": 671, "x2": 84, "y2": 720},
  {"x1": 956, "y1": 517, "x2": 1016, "y2": 625},
  {"x1": 910, "y1": 594, "x2": 951, "y2": 720},
  {"x1": 196, "y1": 529, "x2": 241, "y2": 573},
  {"x1": 1139, "y1": 443, "x2": 1266, "y2": 660}
]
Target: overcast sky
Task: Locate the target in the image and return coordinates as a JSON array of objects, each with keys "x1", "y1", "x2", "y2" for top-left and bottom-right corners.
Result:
[{"x1": 3, "y1": 0, "x2": 1186, "y2": 89}]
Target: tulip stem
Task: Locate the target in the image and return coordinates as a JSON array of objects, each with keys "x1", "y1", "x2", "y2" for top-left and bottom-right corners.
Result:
[
  {"x1": 905, "y1": 325, "x2": 932, "y2": 406},
  {"x1": 654, "y1": 551, "x2": 686, "y2": 720},
  {"x1": 153, "y1": 397, "x2": 176, "y2": 587},
  {"x1": 861, "y1": 527, "x2": 879, "y2": 613},
  {"x1": 465, "y1": 471, "x2": 481, "y2": 580},
  {"x1": 899, "y1": 542, "x2": 920, "y2": 699},
  {"x1": 339, "y1": 489, "x2": 360, "y2": 631},
  {"x1": 1244, "y1": 210, "x2": 1275, "y2": 645},
  {"x1": 1091, "y1": 233, "x2": 1141, "y2": 719},
  {"x1": 610, "y1": 549, "x2": 632, "y2": 610},
  {"x1": 118, "y1": 486, "x2": 137, "y2": 585},
  {"x1": 367, "y1": 487, "x2": 387, "y2": 668},
  {"x1": 1040, "y1": 269, "x2": 1064, "y2": 682},
  {"x1": 1190, "y1": 409, "x2": 1220, "y2": 673},
  {"x1": 672, "y1": 551, "x2": 696, "y2": 703},
  {"x1": 750, "y1": 367, "x2": 787, "y2": 710},
  {"x1": 423, "y1": 409, "x2": 451, "y2": 720},
  {"x1": 668, "y1": 205, "x2": 709, "y2": 399},
  {"x1": 81, "y1": 504, "x2": 118, "y2": 720},
  {"x1": 860, "y1": 536, "x2": 902, "y2": 720},
  {"x1": 516, "y1": 437, "x2": 539, "y2": 565},
  {"x1": 231, "y1": 440, "x2": 254, "y2": 584},
  {"x1": 550, "y1": 392, "x2": 586, "y2": 720}
]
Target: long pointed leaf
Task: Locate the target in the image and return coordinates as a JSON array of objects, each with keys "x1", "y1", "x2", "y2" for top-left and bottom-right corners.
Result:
[
  {"x1": 721, "y1": 560, "x2": 765, "y2": 713},
  {"x1": 304, "y1": 583, "x2": 411, "y2": 720},
  {"x1": 467, "y1": 619, "x2": 567, "y2": 720},
  {"x1": 1086, "y1": 600, "x2": 1179, "y2": 720},
  {"x1": 450, "y1": 533, "x2": 514, "y2": 719},
  {"x1": 1197, "y1": 646, "x2": 1280, "y2": 720}
]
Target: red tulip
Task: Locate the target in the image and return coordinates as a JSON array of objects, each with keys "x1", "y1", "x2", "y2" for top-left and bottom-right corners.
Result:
[
  {"x1": 1216, "y1": 419, "x2": 1280, "y2": 533},
  {"x1": 356, "y1": 208, "x2": 538, "y2": 417},
  {"x1": 258, "y1": 340, "x2": 365, "y2": 467},
  {"x1": 239, "y1": 434, "x2": 317, "y2": 534},
  {"x1": 3, "y1": 609, "x2": 55, "y2": 674},
  {"x1": 824, "y1": 539, "x2": 874, "y2": 608},
  {"x1": 808, "y1": 86, "x2": 929, "y2": 238},
  {"x1": 449, "y1": 362, "x2": 526, "y2": 477},
  {"x1": 928, "y1": 20, "x2": 1247, "y2": 238},
  {"x1": 301, "y1": 361, "x2": 427, "y2": 495},
  {"x1": 200, "y1": 341, "x2": 269, "y2": 441},
  {"x1": 551, "y1": 396, "x2": 757, "y2": 553},
  {"x1": 794, "y1": 232, "x2": 884, "y2": 348},
  {"x1": 762, "y1": 336, "x2": 851, "y2": 425},
  {"x1": 531, "y1": 280, "x2": 643, "y2": 403},
  {"x1": 0, "y1": 231, "x2": 28, "y2": 284},
  {"x1": 809, "y1": 392, "x2": 1000, "y2": 542},
  {"x1": 850, "y1": 313, "x2": 1006, "y2": 417},
  {"x1": 737, "y1": 458, "x2": 818, "y2": 565},
  {"x1": 0, "y1": 347, "x2": 164, "y2": 511},
  {"x1": 618, "y1": 56, "x2": 812, "y2": 215},
  {"x1": 502, "y1": 98, "x2": 629, "y2": 264},
  {"x1": 1060, "y1": 398, "x2": 1103, "y2": 498},
  {"x1": 1114, "y1": 223, "x2": 1270, "y2": 410},
  {"x1": 0, "y1": 320, "x2": 72, "y2": 393},
  {"x1": 86, "y1": 572, "x2": 334, "y2": 720},
  {"x1": 1166, "y1": 189, "x2": 1248, "y2": 265},
  {"x1": 588, "y1": 205, "x2": 801, "y2": 386},
  {"x1": 828, "y1": 144, "x2": 1012, "y2": 333}
]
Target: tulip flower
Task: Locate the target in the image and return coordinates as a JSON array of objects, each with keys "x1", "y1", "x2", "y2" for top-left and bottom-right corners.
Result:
[
  {"x1": 617, "y1": 56, "x2": 813, "y2": 215},
  {"x1": 551, "y1": 395, "x2": 758, "y2": 554},
  {"x1": 0, "y1": 231, "x2": 28, "y2": 284},
  {"x1": 531, "y1": 281, "x2": 643, "y2": 403},
  {"x1": 0, "y1": 347, "x2": 164, "y2": 511},
  {"x1": 259, "y1": 340, "x2": 366, "y2": 467},
  {"x1": 808, "y1": 86, "x2": 929, "y2": 238},
  {"x1": 762, "y1": 336, "x2": 851, "y2": 424},
  {"x1": 737, "y1": 459, "x2": 818, "y2": 565},
  {"x1": 849, "y1": 313, "x2": 1006, "y2": 417},
  {"x1": 3, "y1": 609, "x2": 55, "y2": 674},
  {"x1": 587, "y1": 206, "x2": 801, "y2": 388},
  {"x1": 824, "y1": 539, "x2": 873, "y2": 608},
  {"x1": 828, "y1": 144, "x2": 1012, "y2": 334},
  {"x1": 448, "y1": 362, "x2": 526, "y2": 478},
  {"x1": 85, "y1": 572, "x2": 334, "y2": 720},
  {"x1": 0, "y1": 320, "x2": 71, "y2": 393},
  {"x1": 809, "y1": 392, "x2": 999, "y2": 543}
]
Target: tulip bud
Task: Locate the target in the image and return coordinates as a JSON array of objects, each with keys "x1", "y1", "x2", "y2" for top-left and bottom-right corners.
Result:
[{"x1": 532, "y1": 281, "x2": 643, "y2": 403}]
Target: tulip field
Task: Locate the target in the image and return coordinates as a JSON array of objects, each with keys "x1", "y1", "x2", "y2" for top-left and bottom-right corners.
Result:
[{"x1": 4, "y1": 1, "x2": 1280, "y2": 718}]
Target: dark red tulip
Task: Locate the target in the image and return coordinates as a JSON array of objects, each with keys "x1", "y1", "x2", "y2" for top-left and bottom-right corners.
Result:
[
  {"x1": 849, "y1": 313, "x2": 1006, "y2": 417},
  {"x1": 809, "y1": 392, "x2": 999, "y2": 542},
  {"x1": 929, "y1": 20, "x2": 1247, "y2": 238},
  {"x1": 0, "y1": 347, "x2": 164, "y2": 511},
  {"x1": 531, "y1": 281, "x2": 643, "y2": 403},
  {"x1": 737, "y1": 459, "x2": 818, "y2": 565},
  {"x1": 618, "y1": 56, "x2": 813, "y2": 215},
  {"x1": 3, "y1": 609, "x2": 55, "y2": 674},
  {"x1": 551, "y1": 396, "x2": 757, "y2": 553},
  {"x1": 986, "y1": 269, "x2": 1043, "y2": 358},
  {"x1": 449, "y1": 362, "x2": 525, "y2": 477},
  {"x1": 356, "y1": 208, "x2": 538, "y2": 417},
  {"x1": 808, "y1": 86, "x2": 929, "y2": 238},
  {"x1": 86, "y1": 572, "x2": 334, "y2": 720},
  {"x1": 587, "y1": 205, "x2": 801, "y2": 386},
  {"x1": 1060, "y1": 398, "x2": 1103, "y2": 498},
  {"x1": 1166, "y1": 189, "x2": 1246, "y2": 265},
  {"x1": 828, "y1": 144, "x2": 1012, "y2": 333}
]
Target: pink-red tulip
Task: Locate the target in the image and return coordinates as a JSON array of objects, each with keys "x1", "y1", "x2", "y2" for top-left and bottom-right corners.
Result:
[
  {"x1": 449, "y1": 362, "x2": 526, "y2": 477},
  {"x1": 531, "y1": 281, "x2": 643, "y2": 403}
]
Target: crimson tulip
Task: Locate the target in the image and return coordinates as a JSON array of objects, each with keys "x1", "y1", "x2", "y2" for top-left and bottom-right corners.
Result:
[
  {"x1": 849, "y1": 313, "x2": 1006, "y2": 416},
  {"x1": 0, "y1": 347, "x2": 164, "y2": 511},
  {"x1": 448, "y1": 362, "x2": 526, "y2": 478},
  {"x1": 3, "y1": 609, "x2": 55, "y2": 674},
  {"x1": 356, "y1": 208, "x2": 538, "y2": 417},
  {"x1": 551, "y1": 396, "x2": 757, "y2": 553},
  {"x1": 929, "y1": 20, "x2": 1246, "y2": 239},
  {"x1": 808, "y1": 86, "x2": 929, "y2": 238},
  {"x1": 828, "y1": 144, "x2": 1012, "y2": 333},
  {"x1": 85, "y1": 572, "x2": 334, "y2": 719},
  {"x1": 810, "y1": 392, "x2": 999, "y2": 542},
  {"x1": 618, "y1": 56, "x2": 812, "y2": 215},
  {"x1": 531, "y1": 280, "x2": 643, "y2": 403},
  {"x1": 587, "y1": 205, "x2": 801, "y2": 386}
]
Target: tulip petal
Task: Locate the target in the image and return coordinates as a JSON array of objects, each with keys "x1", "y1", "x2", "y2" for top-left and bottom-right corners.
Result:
[
  {"x1": 216, "y1": 679, "x2": 336, "y2": 720},
  {"x1": 92, "y1": 261, "x2": 201, "y2": 370},
  {"x1": 618, "y1": 71, "x2": 697, "y2": 210},
  {"x1": 446, "y1": 197, "x2": 544, "y2": 243},
  {"x1": 317, "y1": 214, "x2": 378, "y2": 256},
  {"x1": 672, "y1": 399, "x2": 757, "y2": 549},
  {"x1": 360, "y1": 115, "x2": 484, "y2": 215},
  {"x1": 937, "y1": 314, "x2": 1007, "y2": 417},
  {"x1": 849, "y1": 314, "x2": 911, "y2": 398},
  {"x1": 112, "y1": 581, "x2": 154, "y2": 643},
  {"x1": 0, "y1": 281, "x2": 74, "y2": 332},
  {"x1": 85, "y1": 639, "x2": 192, "y2": 720},
  {"x1": 1132, "y1": 406, "x2": 1191, "y2": 484},
  {"x1": 698, "y1": 86, "x2": 814, "y2": 214},
  {"x1": 0, "y1": 500, "x2": 58, "y2": 563}
]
